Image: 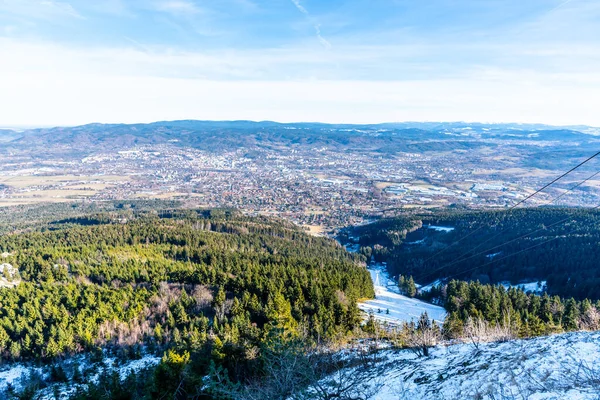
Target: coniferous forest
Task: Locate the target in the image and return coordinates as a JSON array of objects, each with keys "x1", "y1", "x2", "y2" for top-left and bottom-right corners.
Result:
[
  {"x1": 346, "y1": 207, "x2": 600, "y2": 300},
  {"x1": 0, "y1": 207, "x2": 374, "y2": 398}
]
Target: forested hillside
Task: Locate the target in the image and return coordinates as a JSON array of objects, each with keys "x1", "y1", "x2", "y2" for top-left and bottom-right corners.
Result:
[
  {"x1": 346, "y1": 207, "x2": 600, "y2": 300},
  {"x1": 0, "y1": 200, "x2": 182, "y2": 235},
  {"x1": 0, "y1": 209, "x2": 373, "y2": 397}
]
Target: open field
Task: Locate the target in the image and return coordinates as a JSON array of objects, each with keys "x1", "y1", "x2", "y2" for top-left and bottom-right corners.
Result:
[
  {"x1": 0, "y1": 175, "x2": 135, "y2": 207},
  {"x1": 0, "y1": 175, "x2": 131, "y2": 188},
  {"x1": 0, "y1": 198, "x2": 74, "y2": 207},
  {"x1": 472, "y1": 168, "x2": 556, "y2": 178},
  {"x1": 374, "y1": 181, "x2": 399, "y2": 189},
  {"x1": 305, "y1": 224, "x2": 326, "y2": 236}
]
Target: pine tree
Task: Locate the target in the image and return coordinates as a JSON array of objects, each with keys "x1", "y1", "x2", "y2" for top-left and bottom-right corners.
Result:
[
  {"x1": 399, "y1": 275, "x2": 406, "y2": 294},
  {"x1": 407, "y1": 276, "x2": 417, "y2": 297}
]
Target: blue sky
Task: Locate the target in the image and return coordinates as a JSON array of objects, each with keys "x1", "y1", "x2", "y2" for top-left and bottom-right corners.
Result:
[{"x1": 0, "y1": 0, "x2": 599, "y2": 126}]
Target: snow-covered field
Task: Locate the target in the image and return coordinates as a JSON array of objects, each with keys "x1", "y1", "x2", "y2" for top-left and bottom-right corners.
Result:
[
  {"x1": 332, "y1": 331, "x2": 600, "y2": 400},
  {"x1": 358, "y1": 263, "x2": 446, "y2": 325}
]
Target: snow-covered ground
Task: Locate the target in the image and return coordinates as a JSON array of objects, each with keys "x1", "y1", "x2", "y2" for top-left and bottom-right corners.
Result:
[
  {"x1": 327, "y1": 331, "x2": 600, "y2": 400},
  {"x1": 0, "y1": 364, "x2": 44, "y2": 392},
  {"x1": 0, "y1": 353, "x2": 160, "y2": 398},
  {"x1": 358, "y1": 263, "x2": 446, "y2": 325}
]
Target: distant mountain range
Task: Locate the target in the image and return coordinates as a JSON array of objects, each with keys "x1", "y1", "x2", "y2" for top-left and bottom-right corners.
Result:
[{"x1": 0, "y1": 120, "x2": 598, "y2": 155}]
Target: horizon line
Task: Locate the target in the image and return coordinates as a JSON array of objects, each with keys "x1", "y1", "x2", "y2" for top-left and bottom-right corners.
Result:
[{"x1": 2, "y1": 119, "x2": 598, "y2": 131}]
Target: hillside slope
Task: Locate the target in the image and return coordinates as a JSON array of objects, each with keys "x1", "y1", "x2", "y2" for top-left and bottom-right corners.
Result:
[
  {"x1": 348, "y1": 208, "x2": 600, "y2": 300},
  {"x1": 0, "y1": 209, "x2": 374, "y2": 398},
  {"x1": 339, "y1": 331, "x2": 600, "y2": 399}
]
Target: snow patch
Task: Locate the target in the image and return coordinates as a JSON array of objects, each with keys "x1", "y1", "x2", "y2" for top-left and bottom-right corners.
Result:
[
  {"x1": 485, "y1": 251, "x2": 502, "y2": 259},
  {"x1": 0, "y1": 364, "x2": 44, "y2": 393},
  {"x1": 0, "y1": 353, "x2": 160, "y2": 397},
  {"x1": 0, "y1": 263, "x2": 19, "y2": 288}
]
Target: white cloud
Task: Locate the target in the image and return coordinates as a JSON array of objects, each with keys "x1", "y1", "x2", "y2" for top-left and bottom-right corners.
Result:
[
  {"x1": 87, "y1": 0, "x2": 134, "y2": 17},
  {"x1": 0, "y1": 0, "x2": 84, "y2": 20},
  {"x1": 547, "y1": 0, "x2": 575, "y2": 14},
  {"x1": 3, "y1": 73, "x2": 599, "y2": 127},
  {"x1": 153, "y1": 0, "x2": 202, "y2": 15},
  {"x1": 1, "y1": 38, "x2": 599, "y2": 127},
  {"x1": 40, "y1": 0, "x2": 83, "y2": 18}
]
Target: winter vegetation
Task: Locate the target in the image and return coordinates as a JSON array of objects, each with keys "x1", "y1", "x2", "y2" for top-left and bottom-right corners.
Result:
[
  {"x1": 317, "y1": 330, "x2": 600, "y2": 400},
  {"x1": 0, "y1": 262, "x2": 19, "y2": 288},
  {"x1": 0, "y1": 206, "x2": 599, "y2": 399},
  {"x1": 0, "y1": 353, "x2": 160, "y2": 399}
]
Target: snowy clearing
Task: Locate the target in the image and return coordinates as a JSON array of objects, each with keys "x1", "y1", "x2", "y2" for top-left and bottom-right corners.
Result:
[
  {"x1": 358, "y1": 263, "x2": 446, "y2": 325},
  {"x1": 501, "y1": 280, "x2": 547, "y2": 294},
  {"x1": 418, "y1": 279, "x2": 444, "y2": 293},
  {"x1": 328, "y1": 331, "x2": 600, "y2": 400},
  {"x1": 426, "y1": 225, "x2": 455, "y2": 232}
]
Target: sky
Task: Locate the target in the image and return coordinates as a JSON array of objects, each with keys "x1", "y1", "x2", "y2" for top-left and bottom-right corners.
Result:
[{"x1": 0, "y1": 0, "x2": 599, "y2": 127}]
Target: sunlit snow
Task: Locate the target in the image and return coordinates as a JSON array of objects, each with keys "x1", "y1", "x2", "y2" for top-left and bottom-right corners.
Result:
[
  {"x1": 358, "y1": 263, "x2": 446, "y2": 325},
  {"x1": 337, "y1": 331, "x2": 600, "y2": 400}
]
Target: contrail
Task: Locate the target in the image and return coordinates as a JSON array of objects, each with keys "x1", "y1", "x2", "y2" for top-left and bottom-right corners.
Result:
[
  {"x1": 548, "y1": 0, "x2": 575, "y2": 13},
  {"x1": 291, "y1": 0, "x2": 309, "y2": 15},
  {"x1": 314, "y1": 24, "x2": 331, "y2": 49},
  {"x1": 290, "y1": 0, "x2": 331, "y2": 49}
]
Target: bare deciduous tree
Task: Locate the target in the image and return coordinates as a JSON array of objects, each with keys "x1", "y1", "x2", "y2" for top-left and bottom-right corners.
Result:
[
  {"x1": 578, "y1": 306, "x2": 600, "y2": 331},
  {"x1": 203, "y1": 340, "x2": 386, "y2": 400},
  {"x1": 406, "y1": 313, "x2": 442, "y2": 357},
  {"x1": 463, "y1": 316, "x2": 515, "y2": 353}
]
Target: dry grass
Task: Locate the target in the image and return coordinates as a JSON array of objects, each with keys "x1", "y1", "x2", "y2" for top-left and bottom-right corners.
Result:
[{"x1": 305, "y1": 225, "x2": 326, "y2": 236}]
